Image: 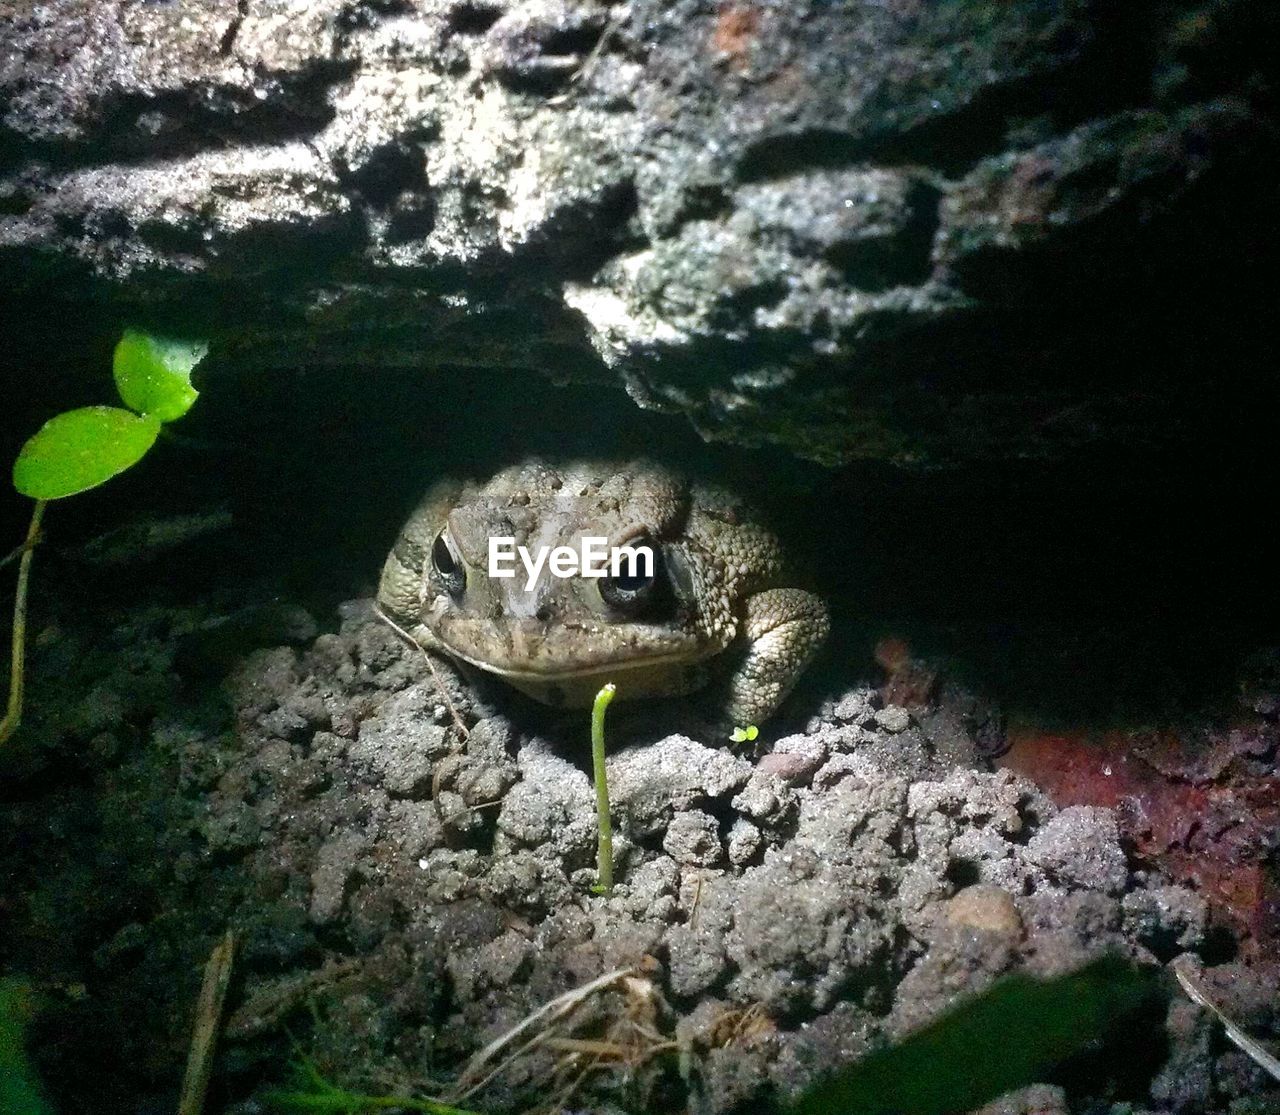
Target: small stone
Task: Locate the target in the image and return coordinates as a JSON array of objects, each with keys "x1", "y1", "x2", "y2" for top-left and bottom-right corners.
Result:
[
  {"x1": 758, "y1": 734, "x2": 827, "y2": 784},
  {"x1": 813, "y1": 752, "x2": 878, "y2": 790},
  {"x1": 756, "y1": 752, "x2": 815, "y2": 785},
  {"x1": 348, "y1": 681, "x2": 451, "y2": 798},
  {"x1": 608, "y1": 735, "x2": 752, "y2": 833},
  {"x1": 456, "y1": 761, "x2": 518, "y2": 807},
  {"x1": 663, "y1": 810, "x2": 722, "y2": 866},
  {"x1": 727, "y1": 819, "x2": 762, "y2": 867},
  {"x1": 1026, "y1": 806, "x2": 1129, "y2": 894},
  {"x1": 945, "y1": 884, "x2": 1024, "y2": 937},
  {"x1": 874, "y1": 706, "x2": 911, "y2": 733},
  {"x1": 309, "y1": 829, "x2": 366, "y2": 924},
  {"x1": 258, "y1": 704, "x2": 310, "y2": 741},
  {"x1": 731, "y1": 771, "x2": 796, "y2": 827},
  {"x1": 832, "y1": 689, "x2": 876, "y2": 723},
  {"x1": 1122, "y1": 885, "x2": 1207, "y2": 953},
  {"x1": 466, "y1": 717, "x2": 516, "y2": 763}
]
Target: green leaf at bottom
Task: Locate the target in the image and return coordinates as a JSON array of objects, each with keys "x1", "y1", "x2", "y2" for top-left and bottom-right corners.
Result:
[{"x1": 790, "y1": 956, "x2": 1162, "y2": 1115}]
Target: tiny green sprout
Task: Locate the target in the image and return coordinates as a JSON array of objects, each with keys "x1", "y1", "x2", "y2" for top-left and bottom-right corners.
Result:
[
  {"x1": 2, "y1": 329, "x2": 207, "y2": 748},
  {"x1": 730, "y1": 724, "x2": 759, "y2": 743},
  {"x1": 590, "y1": 682, "x2": 617, "y2": 896}
]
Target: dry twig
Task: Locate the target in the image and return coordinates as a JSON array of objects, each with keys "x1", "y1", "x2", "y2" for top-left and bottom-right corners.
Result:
[
  {"x1": 1173, "y1": 960, "x2": 1280, "y2": 1083},
  {"x1": 451, "y1": 967, "x2": 638, "y2": 1099},
  {"x1": 178, "y1": 930, "x2": 236, "y2": 1115}
]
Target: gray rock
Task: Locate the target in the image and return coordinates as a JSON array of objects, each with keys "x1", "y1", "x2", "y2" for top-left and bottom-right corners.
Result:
[
  {"x1": 1026, "y1": 806, "x2": 1129, "y2": 895},
  {"x1": 1122, "y1": 884, "x2": 1209, "y2": 954},
  {"x1": 608, "y1": 735, "x2": 752, "y2": 835},
  {"x1": 718, "y1": 859, "x2": 898, "y2": 1014},
  {"x1": 730, "y1": 770, "x2": 797, "y2": 828},
  {"x1": 663, "y1": 809, "x2": 723, "y2": 867},
  {"x1": 726, "y1": 818, "x2": 763, "y2": 868},
  {"x1": 872, "y1": 706, "x2": 909, "y2": 734},
  {"x1": 3, "y1": 1, "x2": 1272, "y2": 465},
  {"x1": 348, "y1": 681, "x2": 452, "y2": 798},
  {"x1": 496, "y1": 737, "x2": 595, "y2": 863},
  {"x1": 830, "y1": 689, "x2": 877, "y2": 725},
  {"x1": 309, "y1": 828, "x2": 367, "y2": 924}
]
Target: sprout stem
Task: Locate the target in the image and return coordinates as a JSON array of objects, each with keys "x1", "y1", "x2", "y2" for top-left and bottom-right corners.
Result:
[
  {"x1": 1, "y1": 499, "x2": 46, "y2": 747},
  {"x1": 591, "y1": 683, "x2": 617, "y2": 894}
]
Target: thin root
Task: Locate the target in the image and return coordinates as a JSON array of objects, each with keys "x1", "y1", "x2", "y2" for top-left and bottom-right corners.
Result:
[{"x1": 373, "y1": 603, "x2": 469, "y2": 738}]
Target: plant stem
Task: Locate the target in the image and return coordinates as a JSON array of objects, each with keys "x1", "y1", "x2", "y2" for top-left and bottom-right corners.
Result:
[
  {"x1": 1, "y1": 499, "x2": 46, "y2": 748},
  {"x1": 591, "y1": 682, "x2": 617, "y2": 895}
]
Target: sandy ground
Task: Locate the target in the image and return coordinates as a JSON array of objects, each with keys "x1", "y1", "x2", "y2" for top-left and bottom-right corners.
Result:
[{"x1": 2, "y1": 585, "x2": 1277, "y2": 1114}]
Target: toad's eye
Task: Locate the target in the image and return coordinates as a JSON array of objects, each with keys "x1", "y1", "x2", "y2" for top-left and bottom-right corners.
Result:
[
  {"x1": 431, "y1": 529, "x2": 465, "y2": 597},
  {"x1": 599, "y1": 539, "x2": 659, "y2": 611}
]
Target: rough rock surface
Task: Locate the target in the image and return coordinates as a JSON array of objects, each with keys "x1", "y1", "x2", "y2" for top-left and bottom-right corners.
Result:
[
  {"x1": 2, "y1": 0, "x2": 1276, "y2": 464},
  {"x1": 3, "y1": 583, "x2": 1277, "y2": 1113}
]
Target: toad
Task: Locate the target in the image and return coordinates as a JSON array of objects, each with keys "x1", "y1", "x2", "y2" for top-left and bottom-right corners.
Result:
[{"x1": 377, "y1": 459, "x2": 827, "y2": 726}]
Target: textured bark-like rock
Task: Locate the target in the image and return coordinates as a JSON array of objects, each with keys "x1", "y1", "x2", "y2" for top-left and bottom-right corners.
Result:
[{"x1": 1, "y1": 0, "x2": 1275, "y2": 464}]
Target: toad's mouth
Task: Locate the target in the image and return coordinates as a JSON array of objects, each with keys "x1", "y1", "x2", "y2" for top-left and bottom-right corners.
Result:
[{"x1": 433, "y1": 638, "x2": 714, "y2": 681}]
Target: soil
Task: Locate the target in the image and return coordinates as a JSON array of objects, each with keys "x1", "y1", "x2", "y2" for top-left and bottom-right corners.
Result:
[{"x1": 2, "y1": 567, "x2": 1277, "y2": 1115}]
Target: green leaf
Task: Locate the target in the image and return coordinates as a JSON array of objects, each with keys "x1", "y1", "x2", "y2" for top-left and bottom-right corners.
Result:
[
  {"x1": 790, "y1": 956, "x2": 1162, "y2": 1115},
  {"x1": 1, "y1": 980, "x2": 52, "y2": 1115},
  {"x1": 113, "y1": 329, "x2": 205, "y2": 422},
  {"x1": 730, "y1": 725, "x2": 758, "y2": 743},
  {"x1": 13, "y1": 407, "x2": 161, "y2": 500}
]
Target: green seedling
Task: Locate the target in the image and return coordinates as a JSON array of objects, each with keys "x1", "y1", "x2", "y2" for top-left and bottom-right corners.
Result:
[
  {"x1": 1, "y1": 329, "x2": 207, "y2": 747},
  {"x1": 730, "y1": 724, "x2": 758, "y2": 743},
  {"x1": 590, "y1": 682, "x2": 617, "y2": 895}
]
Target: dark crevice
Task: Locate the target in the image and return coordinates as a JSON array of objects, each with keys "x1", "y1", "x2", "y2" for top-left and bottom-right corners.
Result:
[
  {"x1": 736, "y1": 6, "x2": 1168, "y2": 183},
  {"x1": 711, "y1": 278, "x2": 788, "y2": 330},
  {"x1": 386, "y1": 201, "x2": 437, "y2": 243},
  {"x1": 655, "y1": 182, "x2": 734, "y2": 240},
  {"x1": 0, "y1": 189, "x2": 34, "y2": 217},
  {"x1": 538, "y1": 23, "x2": 606, "y2": 58},
  {"x1": 735, "y1": 128, "x2": 867, "y2": 185},
  {"x1": 338, "y1": 141, "x2": 430, "y2": 210},
  {"x1": 447, "y1": 1, "x2": 503, "y2": 36},
  {"x1": 824, "y1": 182, "x2": 942, "y2": 292},
  {"x1": 944, "y1": 857, "x2": 981, "y2": 888},
  {"x1": 514, "y1": 178, "x2": 642, "y2": 281},
  {"x1": 1049, "y1": 991, "x2": 1171, "y2": 1106},
  {"x1": 491, "y1": 60, "x2": 580, "y2": 98},
  {"x1": 0, "y1": 64, "x2": 352, "y2": 174}
]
